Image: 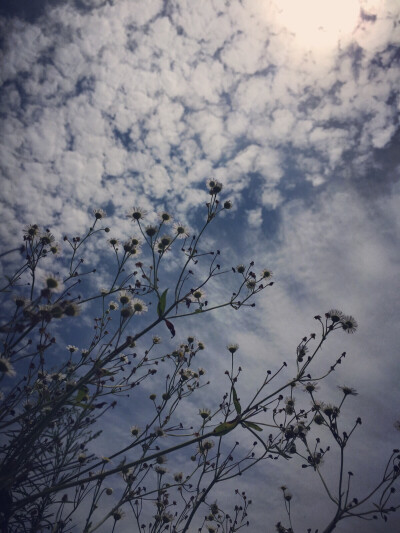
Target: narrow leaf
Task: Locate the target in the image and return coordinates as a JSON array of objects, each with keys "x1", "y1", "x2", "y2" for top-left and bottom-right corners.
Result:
[
  {"x1": 157, "y1": 288, "x2": 169, "y2": 317},
  {"x1": 232, "y1": 387, "x2": 241, "y2": 414},
  {"x1": 242, "y1": 421, "x2": 263, "y2": 432}
]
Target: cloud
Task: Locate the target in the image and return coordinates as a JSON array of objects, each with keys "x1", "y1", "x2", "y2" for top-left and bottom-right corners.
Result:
[{"x1": 1, "y1": 1, "x2": 400, "y2": 531}]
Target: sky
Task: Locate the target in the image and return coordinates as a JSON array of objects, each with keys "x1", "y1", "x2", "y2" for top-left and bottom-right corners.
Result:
[{"x1": 0, "y1": 0, "x2": 400, "y2": 531}]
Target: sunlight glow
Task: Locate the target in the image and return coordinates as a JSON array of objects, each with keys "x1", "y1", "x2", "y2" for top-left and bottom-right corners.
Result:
[{"x1": 275, "y1": 0, "x2": 361, "y2": 51}]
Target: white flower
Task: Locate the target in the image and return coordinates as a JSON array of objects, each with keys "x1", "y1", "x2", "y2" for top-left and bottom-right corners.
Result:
[
  {"x1": 127, "y1": 206, "x2": 147, "y2": 221},
  {"x1": 66, "y1": 345, "x2": 78, "y2": 353},
  {"x1": 131, "y1": 298, "x2": 148, "y2": 314},
  {"x1": 173, "y1": 222, "x2": 190, "y2": 239},
  {"x1": 191, "y1": 288, "x2": 205, "y2": 301}
]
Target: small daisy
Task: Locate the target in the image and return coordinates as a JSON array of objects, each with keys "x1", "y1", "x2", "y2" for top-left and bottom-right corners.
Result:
[
  {"x1": 156, "y1": 235, "x2": 173, "y2": 252},
  {"x1": 127, "y1": 206, "x2": 147, "y2": 221},
  {"x1": 131, "y1": 298, "x2": 148, "y2": 314},
  {"x1": 227, "y1": 343, "x2": 239, "y2": 354},
  {"x1": 93, "y1": 208, "x2": 107, "y2": 219},
  {"x1": 120, "y1": 354, "x2": 129, "y2": 363},
  {"x1": 40, "y1": 232, "x2": 55, "y2": 245},
  {"x1": 159, "y1": 211, "x2": 173, "y2": 224},
  {"x1": 120, "y1": 305, "x2": 134, "y2": 319},
  {"x1": 108, "y1": 237, "x2": 120, "y2": 248},
  {"x1": 62, "y1": 302, "x2": 80, "y2": 317},
  {"x1": 261, "y1": 269, "x2": 273, "y2": 279},
  {"x1": 109, "y1": 301, "x2": 119, "y2": 311},
  {"x1": 112, "y1": 509, "x2": 125, "y2": 521},
  {"x1": 338, "y1": 385, "x2": 358, "y2": 396},
  {"x1": 50, "y1": 242, "x2": 62, "y2": 256},
  {"x1": 303, "y1": 382, "x2": 319, "y2": 393},
  {"x1": 246, "y1": 279, "x2": 256, "y2": 290},
  {"x1": 191, "y1": 288, "x2": 205, "y2": 301},
  {"x1": 152, "y1": 335, "x2": 161, "y2": 344},
  {"x1": 0, "y1": 357, "x2": 16, "y2": 377},
  {"x1": 173, "y1": 222, "x2": 190, "y2": 239},
  {"x1": 23, "y1": 224, "x2": 40, "y2": 239},
  {"x1": 199, "y1": 408, "x2": 211, "y2": 420},
  {"x1": 130, "y1": 425, "x2": 140, "y2": 436},
  {"x1": 174, "y1": 472, "x2": 183, "y2": 483},
  {"x1": 326, "y1": 309, "x2": 343, "y2": 323},
  {"x1": 43, "y1": 273, "x2": 63, "y2": 292},
  {"x1": 236, "y1": 264, "x2": 246, "y2": 274},
  {"x1": 119, "y1": 291, "x2": 131, "y2": 306},
  {"x1": 341, "y1": 315, "x2": 358, "y2": 334},
  {"x1": 66, "y1": 345, "x2": 78, "y2": 353},
  {"x1": 198, "y1": 439, "x2": 214, "y2": 454},
  {"x1": 13, "y1": 295, "x2": 29, "y2": 308}
]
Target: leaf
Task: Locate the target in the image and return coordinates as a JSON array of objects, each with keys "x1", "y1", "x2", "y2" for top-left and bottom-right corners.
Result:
[
  {"x1": 75, "y1": 385, "x2": 89, "y2": 404},
  {"x1": 164, "y1": 318, "x2": 176, "y2": 338},
  {"x1": 157, "y1": 288, "x2": 169, "y2": 317},
  {"x1": 242, "y1": 421, "x2": 263, "y2": 432},
  {"x1": 232, "y1": 387, "x2": 241, "y2": 414},
  {"x1": 213, "y1": 419, "x2": 239, "y2": 436}
]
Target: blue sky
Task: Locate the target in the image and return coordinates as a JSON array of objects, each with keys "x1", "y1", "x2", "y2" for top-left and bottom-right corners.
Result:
[{"x1": 1, "y1": 0, "x2": 400, "y2": 531}]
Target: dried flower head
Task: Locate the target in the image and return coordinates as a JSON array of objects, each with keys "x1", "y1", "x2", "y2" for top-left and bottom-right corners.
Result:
[
  {"x1": 207, "y1": 178, "x2": 223, "y2": 194},
  {"x1": 145, "y1": 225, "x2": 158, "y2": 237}
]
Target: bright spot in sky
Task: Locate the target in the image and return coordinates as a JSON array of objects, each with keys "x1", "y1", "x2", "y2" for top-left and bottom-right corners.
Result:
[{"x1": 275, "y1": 0, "x2": 361, "y2": 51}]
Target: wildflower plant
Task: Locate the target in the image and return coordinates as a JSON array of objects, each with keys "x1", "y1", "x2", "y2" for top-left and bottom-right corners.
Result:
[{"x1": 0, "y1": 181, "x2": 398, "y2": 533}]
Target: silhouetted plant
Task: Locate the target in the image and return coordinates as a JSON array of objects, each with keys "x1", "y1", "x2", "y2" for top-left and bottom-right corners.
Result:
[{"x1": 0, "y1": 181, "x2": 398, "y2": 533}]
